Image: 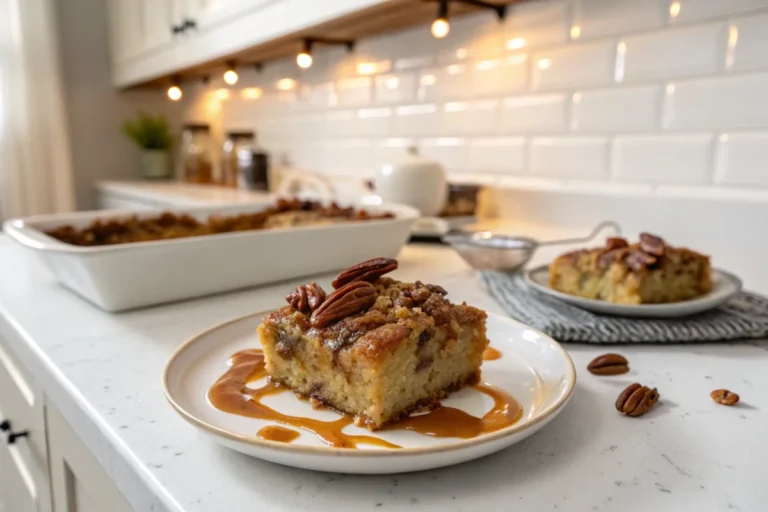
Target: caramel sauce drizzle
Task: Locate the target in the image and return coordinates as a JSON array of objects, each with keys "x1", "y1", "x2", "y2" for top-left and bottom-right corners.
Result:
[
  {"x1": 257, "y1": 425, "x2": 300, "y2": 443},
  {"x1": 483, "y1": 346, "x2": 502, "y2": 361},
  {"x1": 208, "y1": 349, "x2": 522, "y2": 449}
]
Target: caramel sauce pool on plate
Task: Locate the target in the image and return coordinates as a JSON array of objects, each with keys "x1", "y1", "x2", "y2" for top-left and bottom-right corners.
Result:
[
  {"x1": 208, "y1": 349, "x2": 522, "y2": 449},
  {"x1": 483, "y1": 346, "x2": 502, "y2": 361}
]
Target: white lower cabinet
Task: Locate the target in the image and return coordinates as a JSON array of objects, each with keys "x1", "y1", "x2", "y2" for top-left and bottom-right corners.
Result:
[
  {"x1": 47, "y1": 402, "x2": 132, "y2": 512},
  {"x1": 0, "y1": 328, "x2": 50, "y2": 512},
  {"x1": 0, "y1": 329, "x2": 131, "y2": 512}
]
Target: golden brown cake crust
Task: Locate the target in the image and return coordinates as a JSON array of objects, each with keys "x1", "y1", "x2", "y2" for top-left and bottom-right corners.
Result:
[
  {"x1": 549, "y1": 233, "x2": 711, "y2": 304},
  {"x1": 264, "y1": 277, "x2": 487, "y2": 363}
]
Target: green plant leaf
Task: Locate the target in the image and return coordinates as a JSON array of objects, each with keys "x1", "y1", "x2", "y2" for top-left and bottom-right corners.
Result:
[{"x1": 122, "y1": 111, "x2": 173, "y2": 150}]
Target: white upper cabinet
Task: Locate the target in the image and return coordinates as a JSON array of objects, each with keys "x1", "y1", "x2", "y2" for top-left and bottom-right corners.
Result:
[
  {"x1": 107, "y1": 0, "x2": 144, "y2": 64},
  {"x1": 107, "y1": 0, "x2": 392, "y2": 88},
  {"x1": 190, "y1": 0, "x2": 271, "y2": 31},
  {"x1": 141, "y1": 0, "x2": 175, "y2": 52}
]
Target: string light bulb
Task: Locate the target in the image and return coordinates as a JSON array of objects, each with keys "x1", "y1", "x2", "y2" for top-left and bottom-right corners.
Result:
[
  {"x1": 223, "y1": 61, "x2": 238, "y2": 85},
  {"x1": 297, "y1": 40, "x2": 313, "y2": 69},
  {"x1": 431, "y1": 0, "x2": 450, "y2": 39},
  {"x1": 167, "y1": 77, "x2": 182, "y2": 101}
]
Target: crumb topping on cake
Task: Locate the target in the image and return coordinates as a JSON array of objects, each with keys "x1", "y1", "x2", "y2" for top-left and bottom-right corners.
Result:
[{"x1": 265, "y1": 276, "x2": 486, "y2": 363}]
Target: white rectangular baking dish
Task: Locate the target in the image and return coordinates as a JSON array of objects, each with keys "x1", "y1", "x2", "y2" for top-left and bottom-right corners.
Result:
[{"x1": 3, "y1": 199, "x2": 419, "y2": 312}]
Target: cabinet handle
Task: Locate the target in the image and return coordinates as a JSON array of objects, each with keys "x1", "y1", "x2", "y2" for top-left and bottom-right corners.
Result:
[
  {"x1": 7, "y1": 430, "x2": 29, "y2": 445},
  {"x1": 171, "y1": 24, "x2": 184, "y2": 34},
  {"x1": 0, "y1": 420, "x2": 10, "y2": 432},
  {"x1": 182, "y1": 18, "x2": 197, "y2": 31}
]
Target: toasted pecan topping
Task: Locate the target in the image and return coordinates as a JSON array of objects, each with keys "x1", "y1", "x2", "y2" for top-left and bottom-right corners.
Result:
[
  {"x1": 639, "y1": 233, "x2": 665, "y2": 257},
  {"x1": 310, "y1": 281, "x2": 377, "y2": 328},
  {"x1": 332, "y1": 258, "x2": 398, "y2": 289},
  {"x1": 626, "y1": 250, "x2": 657, "y2": 272},
  {"x1": 605, "y1": 237, "x2": 629, "y2": 250},
  {"x1": 286, "y1": 282, "x2": 326, "y2": 314}
]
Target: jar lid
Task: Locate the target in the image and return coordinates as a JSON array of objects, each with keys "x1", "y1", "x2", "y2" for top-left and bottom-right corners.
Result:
[
  {"x1": 226, "y1": 131, "x2": 254, "y2": 139},
  {"x1": 183, "y1": 123, "x2": 210, "y2": 132}
]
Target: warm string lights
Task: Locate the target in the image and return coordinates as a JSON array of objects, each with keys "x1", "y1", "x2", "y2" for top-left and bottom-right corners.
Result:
[
  {"x1": 163, "y1": 0, "x2": 510, "y2": 102},
  {"x1": 294, "y1": 37, "x2": 354, "y2": 70},
  {"x1": 167, "y1": 76, "x2": 182, "y2": 101},
  {"x1": 223, "y1": 60, "x2": 239, "y2": 85},
  {"x1": 430, "y1": 0, "x2": 507, "y2": 40}
]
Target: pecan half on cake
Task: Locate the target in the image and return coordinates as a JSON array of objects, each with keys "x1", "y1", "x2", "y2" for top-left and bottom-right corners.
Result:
[
  {"x1": 257, "y1": 258, "x2": 489, "y2": 430},
  {"x1": 548, "y1": 233, "x2": 711, "y2": 304}
]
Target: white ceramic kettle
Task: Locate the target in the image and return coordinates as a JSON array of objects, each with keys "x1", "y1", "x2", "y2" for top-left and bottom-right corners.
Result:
[{"x1": 375, "y1": 147, "x2": 448, "y2": 216}]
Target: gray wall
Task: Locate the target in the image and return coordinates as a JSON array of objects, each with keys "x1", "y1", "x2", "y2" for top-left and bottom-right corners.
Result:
[{"x1": 53, "y1": 0, "x2": 184, "y2": 209}]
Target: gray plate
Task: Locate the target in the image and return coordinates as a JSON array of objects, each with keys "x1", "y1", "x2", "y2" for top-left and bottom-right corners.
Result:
[{"x1": 524, "y1": 265, "x2": 743, "y2": 318}]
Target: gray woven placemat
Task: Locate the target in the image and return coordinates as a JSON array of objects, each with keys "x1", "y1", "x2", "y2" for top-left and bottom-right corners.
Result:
[{"x1": 481, "y1": 271, "x2": 768, "y2": 343}]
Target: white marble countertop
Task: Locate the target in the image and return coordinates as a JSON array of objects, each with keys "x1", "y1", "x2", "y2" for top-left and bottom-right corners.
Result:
[
  {"x1": 96, "y1": 180, "x2": 272, "y2": 207},
  {"x1": 0, "y1": 234, "x2": 766, "y2": 512}
]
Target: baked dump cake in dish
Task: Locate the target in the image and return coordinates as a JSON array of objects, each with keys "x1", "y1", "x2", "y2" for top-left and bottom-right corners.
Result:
[
  {"x1": 549, "y1": 233, "x2": 711, "y2": 304},
  {"x1": 45, "y1": 198, "x2": 394, "y2": 246},
  {"x1": 258, "y1": 258, "x2": 489, "y2": 430}
]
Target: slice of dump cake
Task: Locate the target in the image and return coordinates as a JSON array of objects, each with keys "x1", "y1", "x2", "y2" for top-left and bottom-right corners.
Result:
[{"x1": 257, "y1": 258, "x2": 489, "y2": 430}]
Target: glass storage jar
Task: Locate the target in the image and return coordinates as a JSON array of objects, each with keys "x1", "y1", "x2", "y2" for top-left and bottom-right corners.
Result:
[
  {"x1": 180, "y1": 124, "x2": 213, "y2": 184},
  {"x1": 221, "y1": 131, "x2": 254, "y2": 187}
]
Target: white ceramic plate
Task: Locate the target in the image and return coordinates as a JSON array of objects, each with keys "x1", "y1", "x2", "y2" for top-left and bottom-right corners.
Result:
[
  {"x1": 525, "y1": 265, "x2": 742, "y2": 318},
  {"x1": 163, "y1": 311, "x2": 575, "y2": 474}
]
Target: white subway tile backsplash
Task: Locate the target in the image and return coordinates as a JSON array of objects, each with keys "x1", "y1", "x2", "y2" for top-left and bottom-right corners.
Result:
[
  {"x1": 619, "y1": 24, "x2": 726, "y2": 82},
  {"x1": 437, "y1": 12, "x2": 506, "y2": 63},
  {"x1": 472, "y1": 55, "x2": 529, "y2": 97},
  {"x1": 530, "y1": 137, "x2": 609, "y2": 178},
  {"x1": 392, "y1": 104, "x2": 439, "y2": 137},
  {"x1": 728, "y1": 14, "x2": 768, "y2": 72},
  {"x1": 612, "y1": 134, "x2": 713, "y2": 183},
  {"x1": 306, "y1": 82, "x2": 337, "y2": 107},
  {"x1": 469, "y1": 137, "x2": 526, "y2": 174},
  {"x1": 504, "y1": 0, "x2": 569, "y2": 49},
  {"x1": 374, "y1": 138, "x2": 415, "y2": 169},
  {"x1": 328, "y1": 139, "x2": 375, "y2": 174},
  {"x1": 572, "y1": 86, "x2": 660, "y2": 132},
  {"x1": 715, "y1": 132, "x2": 768, "y2": 186},
  {"x1": 374, "y1": 73, "x2": 417, "y2": 104},
  {"x1": 336, "y1": 77, "x2": 373, "y2": 106},
  {"x1": 188, "y1": 0, "x2": 768, "y2": 198},
  {"x1": 670, "y1": 0, "x2": 768, "y2": 24},
  {"x1": 324, "y1": 110, "x2": 357, "y2": 137},
  {"x1": 532, "y1": 42, "x2": 616, "y2": 91},
  {"x1": 356, "y1": 108, "x2": 393, "y2": 137},
  {"x1": 572, "y1": 0, "x2": 666, "y2": 39},
  {"x1": 419, "y1": 138, "x2": 470, "y2": 173},
  {"x1": 290, "y1": 113, "x2": 325, "y2": 140},
  {"x1": 501, "y1": 94, "x2": 567, "y2": 132},
  {"x1": 418, "y1": 65, "x2": 472, "y2": 102},
  {"x1": 664, "y1": 74, "x2": 768, "y2": 130},
  {"x1": 441, "y1": 100, "x2": 501, "y2": 136}
]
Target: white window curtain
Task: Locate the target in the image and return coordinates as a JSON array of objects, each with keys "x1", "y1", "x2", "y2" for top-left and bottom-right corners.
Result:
[{"x1": 0, "y1": 0, "x2": 75, "y2": 219}]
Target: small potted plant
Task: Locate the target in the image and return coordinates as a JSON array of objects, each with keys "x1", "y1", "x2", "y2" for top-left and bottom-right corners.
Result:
[{"x1": 122, "y1": 112, "x2": 173, "y2": 179}]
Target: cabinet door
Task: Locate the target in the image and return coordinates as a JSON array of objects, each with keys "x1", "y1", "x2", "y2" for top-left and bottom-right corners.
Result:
[
  {"x1": 0, "y1": 329, "x2": 50, "y2": 512},
  {"x1": 191, "y1": 0, "x2": 271, "y2": 31},
  {"x1": 141, "y1": 0, "x2": 174, "y2": 52},
  {"x1": 106, "y1": 0, "x2": 145, "y2": 64},
  {"x1": 47, "y1": 402, "x2": 132, "y2": 512},
  {"x1": 0, "y1": 440, "x2": 37, "y2": 512}
]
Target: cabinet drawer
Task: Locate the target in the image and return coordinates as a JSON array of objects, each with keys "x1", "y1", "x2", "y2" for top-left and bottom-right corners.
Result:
[{"x1": 0, "y1": 329, "x2": 50, "y2": 511}]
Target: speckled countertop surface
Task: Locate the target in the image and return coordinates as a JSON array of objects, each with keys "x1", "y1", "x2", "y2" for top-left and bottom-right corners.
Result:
[{"x1": 0, "y1": 232, "x2": 766, "y2": 512}]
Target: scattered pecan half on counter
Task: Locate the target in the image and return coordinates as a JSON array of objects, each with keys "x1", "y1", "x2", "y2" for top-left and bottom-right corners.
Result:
[
  {"x1": 587, "y1": 353, "x2": 629, "y2": 376},
  {"x1": 615, "y1": 383, "x2": 659, "y2": 417}
]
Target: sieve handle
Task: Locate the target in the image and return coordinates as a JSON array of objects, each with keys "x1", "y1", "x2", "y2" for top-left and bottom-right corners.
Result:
[{"x1": 535, "y1": 221, "x2": 621, "y2": 247}]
